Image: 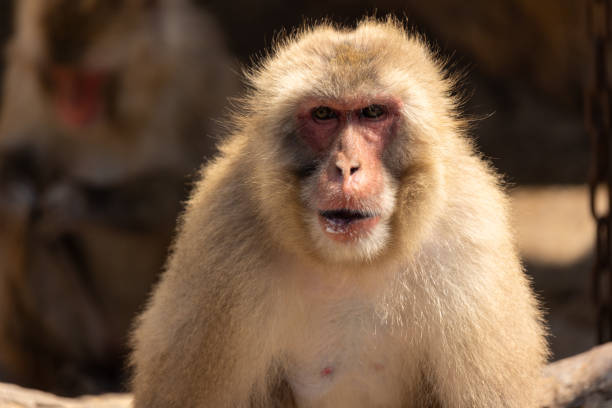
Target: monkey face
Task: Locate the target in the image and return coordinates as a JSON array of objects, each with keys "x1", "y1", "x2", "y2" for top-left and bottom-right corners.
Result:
[
  {"x1": 23, "y1": 0, "x2": 160, "y2": 130},
  {"x1": 294, "y1": 99, "x2": 401, "y2": 262}
]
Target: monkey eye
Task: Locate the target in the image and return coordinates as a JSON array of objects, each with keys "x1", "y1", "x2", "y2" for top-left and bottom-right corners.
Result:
[
  {"x1": 361, "y1": 104, "x2": 387, "y2": 119},
  {"x1": 312, "y1": 106, "x2": 337, "y2": 121}
]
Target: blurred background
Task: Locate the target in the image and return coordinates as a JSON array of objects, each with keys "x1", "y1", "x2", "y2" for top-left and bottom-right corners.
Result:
[{"x1": 0, "y1": 0, "x2": 598, "y2": 397}]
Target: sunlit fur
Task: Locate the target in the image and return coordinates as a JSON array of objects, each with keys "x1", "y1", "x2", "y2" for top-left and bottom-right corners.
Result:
[{"x1": 131, "y1": 18, "x2": 548, "y2": 407}]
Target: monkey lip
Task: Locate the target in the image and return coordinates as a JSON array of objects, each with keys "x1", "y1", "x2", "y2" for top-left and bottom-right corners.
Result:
[{"x1": 318, "y1": 209, "x2": 380, "y2": 242}]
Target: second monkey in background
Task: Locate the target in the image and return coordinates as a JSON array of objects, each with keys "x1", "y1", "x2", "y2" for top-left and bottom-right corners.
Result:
[{"x1": 0, "y1": 0, "x2": 236, "y2": 395}]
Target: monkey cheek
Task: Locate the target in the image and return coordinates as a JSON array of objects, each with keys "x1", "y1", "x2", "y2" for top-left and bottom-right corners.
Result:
[{"x1": 317, "y1": 214, "x2": 381, "y2": 243}]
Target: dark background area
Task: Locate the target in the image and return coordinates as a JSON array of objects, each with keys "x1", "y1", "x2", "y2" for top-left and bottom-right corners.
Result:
[
  {"x1": 0, "y1": 0, "x2": 13, "y2": 108},
  {"x1": 0, "y1": 0, "x2": 589, "y2": 183}
]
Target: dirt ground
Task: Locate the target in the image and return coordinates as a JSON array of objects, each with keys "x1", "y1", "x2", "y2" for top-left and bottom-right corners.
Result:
[{"x1": 510, "y1": 185, "x2": 597, "y2": 361}]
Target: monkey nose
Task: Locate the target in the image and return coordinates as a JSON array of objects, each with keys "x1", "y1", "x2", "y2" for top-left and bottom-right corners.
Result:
[
  {"x1": 335, "y1": 160, "x2": 360, "y2": 179},
  {"x1": 334, "y1": 161, "x2": 361, "y2": 193}
]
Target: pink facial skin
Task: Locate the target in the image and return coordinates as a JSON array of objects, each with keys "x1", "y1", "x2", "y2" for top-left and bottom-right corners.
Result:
[{"x1": 296, "y1": 97, "x2": 401, "y2": 243}]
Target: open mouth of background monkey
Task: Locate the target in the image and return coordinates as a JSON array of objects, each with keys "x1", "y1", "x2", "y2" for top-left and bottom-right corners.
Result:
[{"x1": 41, "y1": 66, "x2": 115, "y2": 129}]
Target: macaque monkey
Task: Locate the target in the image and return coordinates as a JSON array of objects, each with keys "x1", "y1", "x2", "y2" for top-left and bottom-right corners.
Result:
[
  {"x1": 0, "y1": 0, "x2": 235, "y2": 395},
  {"x1": 131, "y1": 19, "x2": 548, "y2": 407}
]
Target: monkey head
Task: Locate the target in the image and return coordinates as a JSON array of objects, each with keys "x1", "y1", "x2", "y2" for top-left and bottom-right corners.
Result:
[
  {"x1": 13, "y1": 0, "x2": 164, "y2": 130},
  {"x1": 247, "y1": 20, "x2": 456, "y2": 264}
]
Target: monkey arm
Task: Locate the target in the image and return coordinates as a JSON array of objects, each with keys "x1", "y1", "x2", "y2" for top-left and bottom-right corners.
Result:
[
  {"x1": 0, "y1": 146, "x2": 187, "y2": 393},
  {"x1": 131, "y1": 156, "x2": 283, "y2": 407},
  {"x1": 424, "y1": 264, "x2": 545, "y2": 408},
  {"x1": 0, "y1": 146, "x2": 113, "y2": 390},
  {"x1": 130, "y1": 247, "x2": 281, "y2": 407},
  {"x1": 414, "y1": 155, "x2": 547, "y2": 408}
]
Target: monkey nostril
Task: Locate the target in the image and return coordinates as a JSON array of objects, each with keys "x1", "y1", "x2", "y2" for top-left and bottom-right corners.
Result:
[{"x1": 335, "y1": 162, "x2": 359, "y2": 177}]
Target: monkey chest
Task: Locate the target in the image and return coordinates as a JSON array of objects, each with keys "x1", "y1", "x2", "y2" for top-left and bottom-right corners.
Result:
[{"x1": 283, "y1": 307, "x2": 408, "y2": 407}]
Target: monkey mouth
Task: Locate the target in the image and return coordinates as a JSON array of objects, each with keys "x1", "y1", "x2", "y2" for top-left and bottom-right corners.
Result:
[
  {"x1": 318, "y1": 209, "x2": 380, "y2": 242},
  {"x1": 319, "y1": 209, "x2": 373, "y2": 224}
]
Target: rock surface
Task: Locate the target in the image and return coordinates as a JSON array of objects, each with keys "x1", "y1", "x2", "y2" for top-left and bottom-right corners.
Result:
[
  {"x1": 539, "y1": 342, "x2": 612, "y2": 408},
  {"x1": 1, "y1": 343, "x2": 611, "y2": 407},
  {"x1": 0, "y1": 381, "x2": 131, "y2": 407}
]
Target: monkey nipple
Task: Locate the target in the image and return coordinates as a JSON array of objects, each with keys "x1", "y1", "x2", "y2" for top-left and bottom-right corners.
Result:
[{"x1": 320, "y1": 366, "x2": 334, "y2": 377}]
